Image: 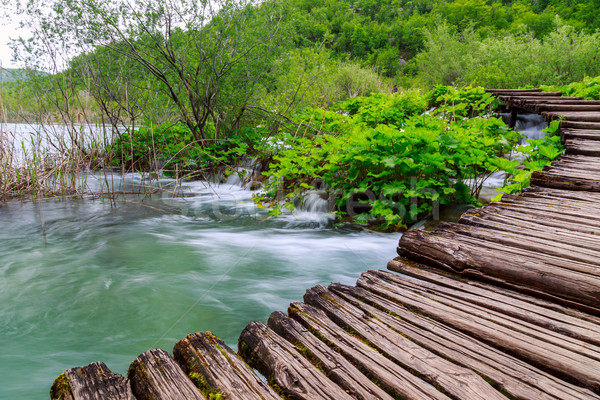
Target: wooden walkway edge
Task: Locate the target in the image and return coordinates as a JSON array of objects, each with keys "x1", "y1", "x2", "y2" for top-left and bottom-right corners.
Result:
[{"x1": 50, "y1": 89, "x2": 600, "y2": 400}]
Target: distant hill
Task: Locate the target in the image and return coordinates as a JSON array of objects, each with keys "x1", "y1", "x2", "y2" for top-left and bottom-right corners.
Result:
[
  {"x1": 0, "y1": 68, "x2": 25, "y2": 82},
  {"x1": 0, "y1": 68, "x2": 48, "y2": 82}
]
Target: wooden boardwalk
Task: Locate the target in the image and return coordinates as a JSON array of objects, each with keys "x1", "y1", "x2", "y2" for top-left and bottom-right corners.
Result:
[{"x1": 51, "y1": 89, "x2": 600, "y2": 400}]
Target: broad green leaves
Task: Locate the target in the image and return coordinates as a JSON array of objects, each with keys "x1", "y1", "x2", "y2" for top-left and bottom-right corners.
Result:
[{"x1": 258, "y1": 88, "x2": 522, "y2": 230}]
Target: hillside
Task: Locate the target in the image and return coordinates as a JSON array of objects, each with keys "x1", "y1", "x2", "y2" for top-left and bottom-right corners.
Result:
[{"x1": 0, "y1": 68, "x2": 25, "y2": 82}]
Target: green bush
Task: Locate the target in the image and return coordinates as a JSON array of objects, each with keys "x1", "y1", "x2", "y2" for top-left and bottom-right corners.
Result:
[
  {"x1": 108, "y1": 122, "x2": 268, "y2": 174},
  {"x1": 416, "y1": 20, "x2": 600, "y2": 88},
  {"x1": 258, "y1": 89, "x2": 521, "y2": 230},
  {"x1": 493, "y1": 120, "x2": 564, "y2": 200},
  {"x1": 542, "y1": 75, "x2": 600, "y2": 99}
]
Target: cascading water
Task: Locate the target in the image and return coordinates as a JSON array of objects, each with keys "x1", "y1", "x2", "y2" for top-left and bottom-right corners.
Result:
[
  {"x1": 474, "y1": 113, "x2": 548, "y2": 202},
  {"x1": 512, "y1": 113, "x2": 549, "y2": 142},
  {"x1": 0, "y1": 113, "x2": 551, "y2": 398},
  {"x1": 0, "y1": 169, "x2": 398, "y2": 399}
]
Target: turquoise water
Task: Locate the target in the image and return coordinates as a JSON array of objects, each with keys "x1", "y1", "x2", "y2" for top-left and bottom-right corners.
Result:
[{"x1": 0, "y1": 178, "x2": 399, "y2": 399}]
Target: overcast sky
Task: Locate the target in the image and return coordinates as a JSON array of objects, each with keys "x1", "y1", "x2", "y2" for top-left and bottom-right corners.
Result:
[{"x1": 1, "y1": 14, "x2": 26, "y2": 69}]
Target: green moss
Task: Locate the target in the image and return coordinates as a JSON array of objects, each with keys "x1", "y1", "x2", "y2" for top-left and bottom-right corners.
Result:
[
  {"x1": 188, "y1": 372, "x2": 227, "y2": 400},
  {"x1": 50, "y1": 372, "x2": 71, "y2": 400}
]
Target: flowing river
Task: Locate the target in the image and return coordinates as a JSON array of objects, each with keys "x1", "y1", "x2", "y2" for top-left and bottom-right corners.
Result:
[
  {"x1": 0, "y1": 177, "x2": 400, "y2": 399},
  {"x1": 0, "y1": 113, "x2": 547, "y2": 398}
]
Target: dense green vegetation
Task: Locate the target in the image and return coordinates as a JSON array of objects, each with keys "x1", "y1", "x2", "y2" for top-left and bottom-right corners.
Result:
[{"x1": 2, "y1": 0, "x2": 594, "y2": 226}]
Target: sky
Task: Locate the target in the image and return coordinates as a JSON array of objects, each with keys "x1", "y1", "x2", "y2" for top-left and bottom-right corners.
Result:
[{"x1": 1, "y1": 13, "x2": 26, "y2": 69}]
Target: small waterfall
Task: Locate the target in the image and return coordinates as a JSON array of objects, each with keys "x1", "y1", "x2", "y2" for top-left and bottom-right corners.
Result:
[
  {"x1": 299, "y1": 191, "x2": 331, "y2": 213},
  {"x1": 502, "y1": 113, "x2": 548, "y2": 142}
]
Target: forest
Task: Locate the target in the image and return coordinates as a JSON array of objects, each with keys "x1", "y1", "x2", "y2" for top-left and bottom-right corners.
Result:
[{"x1": 2, "y1": 0, "x2": 600, "y2": 229}]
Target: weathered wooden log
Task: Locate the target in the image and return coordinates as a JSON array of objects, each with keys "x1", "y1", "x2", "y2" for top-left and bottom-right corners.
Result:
[
  {"x1": 430, "y1": 222, "x2": 600, "y2": 283},
  {"x1": 381, "y1": 262, "x2": 600, "y2": 346},
  {"x1": 524, "y1": 184, "x2": 600, "y2": 201},
  {"x1": 128, "y1": 348, "x2": 205, "y2": 400},
  {"x1": 549, "y1": 160, "x2": 600, "y2": 174},
  {"x1": 531, "y1": 170, "x2": 600, "y2": 191},
  {"x1": 173, "y1": 331, "x2": 280, "y2": 400},
  {"x1": 462, "y1": 206, "x2": 600, "y2": 239},
  {"x1": 543, "y1": 111, "x2": 600, "y2": 122},
  {"x1": 554, "y1": 154, "x2": 600, "y2": 166},
  {"x1": 523, "y1": 99, "x2": 600, "y2": 105},
  {"x1": 500, "y1": 91, "x2": 563, "y2": 97},
  {"x1": 239, "y1": 321, "x2": 355, "y2": 400},
  {"x1": 502, "y1": 190, "x2": 600, "y2": 210},
  {"x1": 388, "y1": 258, "x2": 600, "y2": 325},
  {"x1": 486, "y1": 88, "x2": 541, "y2": 93},
  {"x1": 50, "y1": 362, "x2": 134, "y2": 400},
  {"x1": 482, "y1": 204, "x2": 600, "y2": 234},
  {"x1": 331, "y1": 280, "x2": 600, "y2": 400},
  {"x1": 287, "y1": 301, "x2": 453, "y2": 400},
  {"x1": 536, "y1": 167, "x2": 600, "y2": 181},
  {"x1": 560, "y1": 120, "x2": 600, "y2": 130},
  {"x1": 544, "y1": 165, "x2": 600, "y2": 178},
  {"x1": 510, "y1": 191, "x2": 600, "y2": 211},
  {"x1": 303, "y1": 285, "x2": 520, "y2": 400},
  {"x1": 354, "y1": 271, "x2": 600, "y2": 393},
  {"x1": 458, "y1": 211, "x2": 600, "y2": 253},
  {"x1": 435, "y1": 221, "x2": 600, "y2": 268},
  {"x1": 565, "y1": 139, "x2": 600, "y2": 156},
  {"x1": 361, "y1": 266, "x2": 600, "y2": 361},
  {"x1": 267, "y1": 311, "x2": 394, "y2": 400},
  {"x1": 538, "y1": 104, "x2": 600, "y2": 112},
  {"x1": 500, "y1": 192, "x2": 600, "y2": 215},
  {"x1": 398, "y1": 229, "x2": 600, "y2": 311}
]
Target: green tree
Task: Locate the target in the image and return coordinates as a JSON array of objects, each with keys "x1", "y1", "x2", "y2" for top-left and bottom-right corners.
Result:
[{"x1": 19, "y1": 0, "x2": 286, "y2": 143}]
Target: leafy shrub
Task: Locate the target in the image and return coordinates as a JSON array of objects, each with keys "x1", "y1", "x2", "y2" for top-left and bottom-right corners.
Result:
[
  {"x1": 542, "y1": 75, "x2": 600, "y2": 100},
  {"x1": 427, "y1": 85, "x2": 501, "y2": 118},
  {"x1": 416, "y1": 20, "x2": 600, "y2": 88},
  {"x1": 109, "y1": 122, "x2": 268, "y2": 174},
  {"x1": 258, "y1": 89, "x2": 521, "y2": 230},
  {"x1": 492, "y1": 120, "x2": 564, "y2": 200}
]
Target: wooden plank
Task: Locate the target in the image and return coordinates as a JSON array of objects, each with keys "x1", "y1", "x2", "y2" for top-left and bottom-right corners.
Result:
[
  {"x1": 370, "y1": 261, "x2": 600, "y2": 361},
  {"x1": 173, "y1": 331, "x2": 281, "y2": 400},
  {"x1": 565, "y1": 139, "x2": 600, "y2": 156},
  {"x1": 531, "y1": 170, "x2": 600, "y2": 191},
  {"x1": 388, "y1": 258, "x2": 600, "y2": 325},
  {"x1": 524, "y1": 99, "x2": 600, "y2": 104},
  {"x1": 545, "y1": 165, "x2": 600, "y2": 177},
  {"x1": 482, "y1": 204, "x2": 600, "y2": 233},
  {"x1": 331, "y1": 279, "x2": 600, "y2": 400},
  {"x1": 537, "y1": 168, "x2": 600, "y2": 181},
  {"x1": 286, "y1": 301, "x2": 454, "y2": 400},
  {"x1": 546, "y1": 161, "x2": 600, "y2": 174},
  {"x1": 50, "y1": 362, "x2": 134, "y2": 400},
  {"x1": 436, "y1": 221, "x2": 600, "y2": 268},
  {"x1": 500, "y1": 193, "x2": 600, "y2": 216},
  {"x1": 500, "y1": 92, "x2": 563, "y2": 97},
  {"x1": 430, "y1": 224, "x2": 600, "y2": 285},
  {"x1": 486, "y1": 88, "x2": 541, "y2": 93},
  {"x1": 239, "y1": 321, "x2": 355, "y2": 400},
  {"x1": 354, "y1": 271, "x2": 600, "y2": 393},
  {"x1": 522, "y1": 99, "x2": 600, "y2": 105},
  {"x1": 538, "y1": 105, "x2": 600, "y2": 112},
  {"x1": 128, "y1": 348, "x2": 206, "y2": 400},
  {"x1": 383, "y1": 261, "x2": 600, "y2": 347},
  {"x1": 560, "y1": 120, "x2": 600, "y2": 130},
  {"x1": 458, "y1": 211, "x2": 600, "y2": 253},
  {"x1": 543, "y1": 111, "x2": 600, "y2": 121},
  {"x1": 524, "y1": 184, "x2": 600, "y2": 201},
  {"x1": 398, "y1": 229, "x2": 600, "y2": 311},
  {"x1": 267, "y1": 311, "x2": 394, "y2": 400},
  {"x1": 303, "y1": 285, "x2": 507, "y2": 400},
  {"x1": 553, "y1": 154, "x2": 600, "y2": 167}
]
